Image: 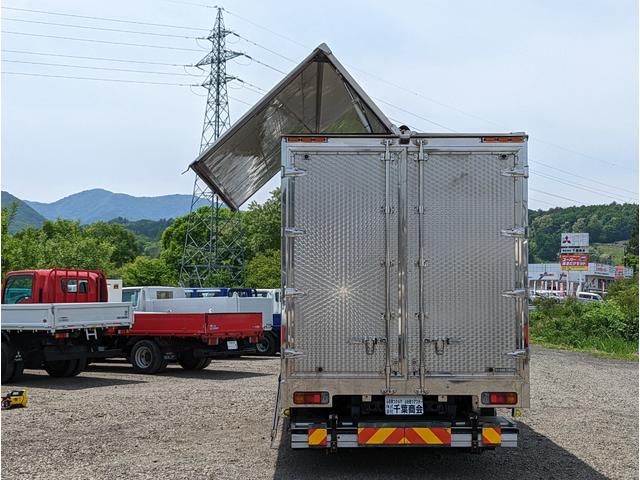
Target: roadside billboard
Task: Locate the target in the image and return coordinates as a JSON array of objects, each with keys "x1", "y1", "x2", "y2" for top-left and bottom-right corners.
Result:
[
  {"x1": 560, "y1": 233, "x2": 589, "y2": 247},
  {"x1": 560, "y1": 254, "x2": 589, "y2": 271}
]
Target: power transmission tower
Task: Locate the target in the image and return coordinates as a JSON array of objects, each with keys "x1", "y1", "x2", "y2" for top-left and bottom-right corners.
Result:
[{"x1": 179, "y1": 7, "x2": 245, "y2": 288}]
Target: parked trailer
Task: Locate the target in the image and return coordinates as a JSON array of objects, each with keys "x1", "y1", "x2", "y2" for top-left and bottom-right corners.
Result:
[
  {"x1": 188, "y1": 44, "x2": 530, "y2": 452},
  {"x1": 1, "y1": 269, "x2": 133, "y2": 383},
  {"x1": 102, "y1": 286, "x2": 268, "y2": 373}
]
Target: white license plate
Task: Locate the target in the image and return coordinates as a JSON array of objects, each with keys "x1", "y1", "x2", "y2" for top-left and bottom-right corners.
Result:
[
  {"x1": 226, "y1": 340, "x2": 238, "y2": 350},
  {"x1": 385, "y1": 395, "x2": 424, "y2": 415}
]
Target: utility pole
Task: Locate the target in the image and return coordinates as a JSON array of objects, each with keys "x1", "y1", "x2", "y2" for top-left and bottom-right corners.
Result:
[{"x1": 179, "y1": 7, "x2": 245, "y2": 288}]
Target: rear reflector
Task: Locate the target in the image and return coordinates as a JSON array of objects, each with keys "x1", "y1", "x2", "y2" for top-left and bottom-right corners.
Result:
[
  {"x1": 285, "y1": 136, "x2": 328, "y2": 143},
  {"x1": 481, "y1": 136, "x2": 526, "y2": 143},
  {"x1": 482, "y1": 392, "x2": 518, "y2": 405},
  {"x1": 293, "y1": 391, "x2": 330, "y2": 404},
  {"x1": 53, "y1": 332, "x2": 69, "y2": 339}
]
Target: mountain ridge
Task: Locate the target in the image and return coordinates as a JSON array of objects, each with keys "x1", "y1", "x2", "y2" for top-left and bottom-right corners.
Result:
[{"x1": 17, "y1": 188, "x2": 202, "y2": 224}]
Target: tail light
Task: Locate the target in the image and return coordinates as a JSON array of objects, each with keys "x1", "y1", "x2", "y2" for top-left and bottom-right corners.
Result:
[
  {"x1": 524, "y1": 323, "x2": 529, "y2": 347},
  {"x1": 293, "y1": 391, "x2": 330, "y2": 404},
  {"x1": 482, "y1": 392, "x2": 518, "y2": 405},
  {"x1": 481, "y1": 136, "x2": 526, "y2": 143},
  {"x1": 53, "y1": 332, "x2": 69, "y2": 339}
]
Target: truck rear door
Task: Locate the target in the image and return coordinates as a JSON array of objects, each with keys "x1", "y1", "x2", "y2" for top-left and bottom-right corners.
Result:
[
  {"x1": 283, "y1": 142, "x2": 400, "y2": 378},
  {"x1": 406, "y1": 138, "x2": 528, "y2": 379}
]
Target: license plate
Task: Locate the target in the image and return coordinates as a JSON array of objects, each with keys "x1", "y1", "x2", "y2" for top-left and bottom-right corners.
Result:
[
  {"x1": 226, "y1": 340, "x2": 238, "y2": 350},
  {"x1": 385, "y1": 395, "x2": 424, "y2": 415}
]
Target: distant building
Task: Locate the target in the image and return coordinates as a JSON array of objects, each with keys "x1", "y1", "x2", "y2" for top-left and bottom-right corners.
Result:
[{"x1": 528, "y1": 263, "x2": 633, "y2": 295}]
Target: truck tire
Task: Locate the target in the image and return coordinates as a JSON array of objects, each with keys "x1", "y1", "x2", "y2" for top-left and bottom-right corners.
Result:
[
  {"x1": 1, "y1": 342, "x2": 14, "y2": 384},
  {"x1": 2, "y1": 342, "x2": 24, "y2": 383},
  {"x1": 178, "y1": 352, "x2": 204, "y2": 370},
  {"x1": 196, "y1": 358, "x2": 211, "y2": 370},
  {"x1": 256, "y1": 332, "x2": 276, "y2": 356},
  {"x1": 130, "y1": 339, "x2": 164, "y2": 374},
  {"x1": 44, "y1": 359, "x2": 83, "y2": 377}
]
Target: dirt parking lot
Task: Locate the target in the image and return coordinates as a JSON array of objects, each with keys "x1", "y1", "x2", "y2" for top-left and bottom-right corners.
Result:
[{"x1": 1, "y1": 346, "x2": 637, "y2": 480}]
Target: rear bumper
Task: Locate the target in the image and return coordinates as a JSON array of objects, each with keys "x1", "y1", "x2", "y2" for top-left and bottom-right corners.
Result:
[{"x1": 291, "y1": 417, "x2": 518, "y2": 449}]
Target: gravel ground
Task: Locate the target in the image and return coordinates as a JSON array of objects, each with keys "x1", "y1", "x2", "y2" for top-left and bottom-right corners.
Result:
[{"x1": 1, "y1": 346, "x2": 637, "y2": 480}]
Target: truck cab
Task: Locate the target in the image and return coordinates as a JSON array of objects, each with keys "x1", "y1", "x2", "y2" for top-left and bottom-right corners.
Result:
[{"x1": 2, "y1": 269, "x2": 108, "y2": 304}]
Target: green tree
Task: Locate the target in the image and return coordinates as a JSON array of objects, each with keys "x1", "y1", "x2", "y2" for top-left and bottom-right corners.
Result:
[
  {"x1": 121, "y1": 256, "x2": 175, "y2": 286},
  {"x1": 161, "y1": 206, "x2": 246, "y2": 285},
  {"x1": 84, "y1": 221, "x2": 141, "y2": 267},
  {"x1": 243, "y1": 189, "x2": 281, "y2": 258},
  {"x1": 2, "y1": 218, "x2": 116, "y2": 275},
  {"x1": 245, "y1": 249, "x2": 280, "y2": 288}
]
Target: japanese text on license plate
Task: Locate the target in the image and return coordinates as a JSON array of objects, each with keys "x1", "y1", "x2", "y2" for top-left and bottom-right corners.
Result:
[
  {"x1": 227, "y1": 340, "x2": 238, "y2": 350},
  {"x1": 384, "y1": 395, "x2": 424, "y2": 415}
]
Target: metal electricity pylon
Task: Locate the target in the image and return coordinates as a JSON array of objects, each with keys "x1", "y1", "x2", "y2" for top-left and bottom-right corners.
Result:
[{"x1": 179, "y1": 7, "x2": 245, "y2": 288}]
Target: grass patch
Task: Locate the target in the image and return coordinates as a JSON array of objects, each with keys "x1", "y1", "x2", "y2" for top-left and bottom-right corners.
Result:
[{"x1": 530, "y1": 335, "x2": 638, "y2": 361}]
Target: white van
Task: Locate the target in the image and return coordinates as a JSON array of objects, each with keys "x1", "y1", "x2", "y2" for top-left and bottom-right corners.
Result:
[{"x1": 576, "y1": 292, "x2": 603, "y2": 303}]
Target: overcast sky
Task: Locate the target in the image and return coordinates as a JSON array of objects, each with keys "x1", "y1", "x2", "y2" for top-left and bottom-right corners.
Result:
[{"x1": 1, "y1": 0, "x2": 638, "y2": 209}]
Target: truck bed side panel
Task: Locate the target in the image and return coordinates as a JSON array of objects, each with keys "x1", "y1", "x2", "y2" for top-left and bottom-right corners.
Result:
[{"x1": 1, "y1": 302, "x2": 132, "y2": 331}]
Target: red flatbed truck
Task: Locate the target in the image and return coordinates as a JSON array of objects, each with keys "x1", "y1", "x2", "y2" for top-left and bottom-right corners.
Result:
[{"x1": 103, "y1": 286, "x2": 265, "y2": 374}]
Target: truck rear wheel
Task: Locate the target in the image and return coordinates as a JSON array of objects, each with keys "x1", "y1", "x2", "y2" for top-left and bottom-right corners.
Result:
[
  {"x1": 2, "y1": 342, "x2": 24, "y2": 383},
  {"x1": 178, "y1": 352, "x2": 207, "y2": 370},
  {"x1": 256, "y1": 332, "x2": 276, "y2": 356},
  {"x1": 44, "y1": 359, "x2": 84, "y2": 377},
  {"x1": 130, "y1": 340, "x2": 164, "y2": 374},
  {"x1": 196, "y1": 358, "x2": 211, "y2": 370}
]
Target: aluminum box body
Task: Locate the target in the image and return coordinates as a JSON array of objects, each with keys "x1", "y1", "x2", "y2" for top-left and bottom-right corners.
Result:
[{"x1": 280, "y1": 134, "x2": 529, "y2": 408}]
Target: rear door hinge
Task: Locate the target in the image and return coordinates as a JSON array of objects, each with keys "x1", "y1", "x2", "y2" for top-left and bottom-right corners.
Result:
[
  {"x1": 282, "y1": 167, "x2": 307, "y2": 178},
  {"x1": 500, "y1": 226, "x2": 527, "y2": 238},
  {"x1": 505, "y1": 349, "x2": 529, "y2": 359},
  {"x1": 283, "y1": 348, "x2": 305, "y2": 359},
  {"x1": 284, "y1": 227, "x2": 306, "y2": 237},
  {"x1": 502, "y1": 289, "x2": 527, "y2": 298},
  {"x1": 501, "y1": 166, "x2": 528, "y2": 178},
  {"x1": 381, "y1": 140, "x2": 393, "y2": 161},
  {"x1": 284, "y1": 288, "x2": 305, "y2": 298}
]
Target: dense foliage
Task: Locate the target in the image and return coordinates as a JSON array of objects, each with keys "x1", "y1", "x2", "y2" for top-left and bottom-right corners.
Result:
[
  {"x1": 529, "y1": 279, "x2": 639, "y2": 357},
  {"x1": 529, "y1": 203, "x2": 638, "y2": 262}
]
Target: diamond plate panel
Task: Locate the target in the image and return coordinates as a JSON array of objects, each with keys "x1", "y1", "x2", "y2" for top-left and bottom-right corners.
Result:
[
  {"x1": 290, "y1": 152, "x2": 396, "y2": 375},
  {"x1": 407, "y1": 152, "x2": 518, "y2": 375}
]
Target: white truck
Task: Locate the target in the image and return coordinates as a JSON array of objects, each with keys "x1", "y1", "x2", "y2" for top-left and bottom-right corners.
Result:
[{"x1": 189, "y1": 43, "x2": 529, "y2": 451}]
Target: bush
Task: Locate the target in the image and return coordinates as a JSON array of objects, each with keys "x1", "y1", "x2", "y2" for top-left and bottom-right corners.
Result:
[{"x1": 530, "y1": 290, "x2": 639, "y2": 356}]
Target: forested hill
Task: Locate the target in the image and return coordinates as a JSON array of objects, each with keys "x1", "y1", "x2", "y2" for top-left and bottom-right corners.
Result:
[{"x1": 529, "y1": 203, "x2": 638, "y2": 262}]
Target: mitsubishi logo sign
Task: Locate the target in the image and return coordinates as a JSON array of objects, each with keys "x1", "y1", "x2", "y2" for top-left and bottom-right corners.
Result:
[{"x1": 560, "y1": 233, "x2": 589, "y2": 248}]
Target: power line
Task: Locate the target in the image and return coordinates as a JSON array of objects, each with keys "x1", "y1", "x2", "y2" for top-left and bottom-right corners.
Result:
[
  {"x1": 372, "y1": 97, "x2": 457, "y2": 132},
  {"x1": 1, "y1": 6, "x2": 209, "y2": 32},
  {"x1": 229, "y1": 33, "x2": 298, "y2": 63},
  {"x1": 531, "y1": 169, "x2": 636, "y2": 203},
  {"x1": 2, "y1": 71, "x2": 198, "y2": 86},
  {"x1": 532, "y1": 158, "x2": 638, "y2": 196},
  {"x1": 2, "y1": 31, "x2": 206, "y2": 52},
  {"x1": 2, "y1": 49, "x2": 188, "y2": 67},
  {"x1": 3, "y1": 17, "x2": 198, "y2": 39},
  {"x1": 529, "y1": 188, "x2": 584, "y2": 205},
  {"x1": 2, "y1": 59, "x2": 204, "y2": 77}
]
